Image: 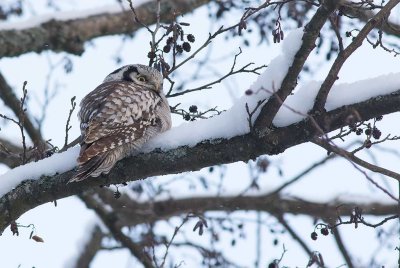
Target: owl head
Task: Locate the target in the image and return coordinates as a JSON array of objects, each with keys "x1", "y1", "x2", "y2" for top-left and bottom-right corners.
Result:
[{"x1": 103, "y1": 64, "x2": 163, "y2": 93}]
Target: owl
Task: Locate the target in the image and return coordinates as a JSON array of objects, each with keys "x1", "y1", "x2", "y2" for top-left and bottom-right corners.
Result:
[{"x1": 69, "y1": 64, "x2": 171, "y2": 182}]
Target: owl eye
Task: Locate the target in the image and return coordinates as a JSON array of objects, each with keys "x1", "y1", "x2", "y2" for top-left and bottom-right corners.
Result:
[{"x1": 137, "y1": 76, "x2": 146, "y2": 82}]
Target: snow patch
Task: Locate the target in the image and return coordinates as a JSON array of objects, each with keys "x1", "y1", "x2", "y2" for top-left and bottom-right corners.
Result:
[{"x1": 0, "y1": 147, "x2": 79, "y2": 198}]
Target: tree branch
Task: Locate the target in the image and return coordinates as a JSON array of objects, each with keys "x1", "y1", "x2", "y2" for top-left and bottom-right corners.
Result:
[
  {"x1": 331, "y1": 227, "x2": 354, "y2": 268},
  {"x1": 72, "y1": 225, "x2": 104, "y2": 268},
  {"x1": 1, "y1": 89, "x2": 400, "y2": 233},
  {"x1": 79, "y1": 193, "x2": 155, "y2": 268},
  {"x1": 0, "y1": 0, "x2": 212, "y2": 58}
]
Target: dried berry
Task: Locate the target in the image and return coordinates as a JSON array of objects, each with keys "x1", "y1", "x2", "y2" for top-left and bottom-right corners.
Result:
[
  {"x1": 114, "y1": 191, "x2": 121, "y2": 199},
  {"x1": 189, "y1": 105, "x2": 198, "y2": 113},
  {"x1": 376, "y1": 115, "x2": 383, "y2": 121},
  {"x1": 355, "y1": 128, "x2": 362, "y2": 135},
  {"x1": 311, "y1": 231, "x2": 318, "y2": 240},
  {"x1": 245, "y1": 89, "x2": 253, "y2": 95},
  {"x1": 176, "y1": 45, "x2": 183, "y2": 53},
  {"x1": 166, "y1": 37, "x2": 174, "y2": 45},
  {"x1": 365, "y1": 139, "x2": 372, "y2": 149},
  {"x1": 182, "y1": 42, "x2": 191, "y2": 52},
  {"x1": 147, "y1": 51, "x2": 156, "y2": 59},
  {"x1": 372, "y1": 128, "x2": 381, "y2": 139},
  {"x1": 321, "y1": 228, "x2": 329, "y2": 236},
  {"x1": 268, "y1": 263, "x2": 279, "y2": 268},
  {"x1": 10, "y1": 221, "x2": 19, "y2": 236},
  {"x1": 364, "y1": 128, "x2": 371, "y2": 136},
  {"x1": 32, "y1": 235, "x2": 44, "y2": 243},
  {"x1": 184, "y1": 114, "x2": 191, "y2": 121},
  {"x1": 257, "y1": 157, "x2": 269, "y2": 172},
  {"x1": 345, "y1": 31, "x2": 351, "y2": 37},
  {"x1": 187, "y1": 34, "x2": 195, "y2": 43},
  {"x1": 163, "y1": 45, "x2": 171, "y2": 53}
]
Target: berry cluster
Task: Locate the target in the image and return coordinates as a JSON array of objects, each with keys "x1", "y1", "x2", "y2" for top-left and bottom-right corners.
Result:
[
  {"x1": 350, "y1": 116, "x2": 383, "y2": 149},
  {"x1": 311, "y1": 224, "x2": 330, "y2": 241},
  {"x1": 163, "y1": 33, "x2": 195, "y2": 54},
  {"x1": 183, "y1": 105, "x2": 198, "y2": 121}
]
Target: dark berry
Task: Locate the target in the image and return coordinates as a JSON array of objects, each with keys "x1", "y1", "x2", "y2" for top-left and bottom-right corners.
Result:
[
  {"x1": 355, "y1": 128, "x2": 362, "y2": 135},
  {"x1": 345, "y1": 31, "x2": 351, "y2": 37},
  {"x1": 189, "y1": 105, "x2": 198, "y2": 113},
  {"x1": 365, "y1": 139, "x2": 372, "y2": 149},
  {"x1": 182, "y1": 42, "x2": 191, "y2": 52},
  {"x1": 372, "y1": 128, "x2": 381, "y2": 139},
  {"x1": 166, "y1": 37, "x2": 174, "y2": 45},
  {"x1": 268, "y1": 263, "x2": 278, "y2": 268},
  {"x1": 187, "y1": 34, "x2": 195, "y2": 43},
  {"x1": 114, "y1": 191, "x2": 121, "y2": 199},
  {"x1": 245, "y1": 89, "x2": 253, "y2": 95},
  {"x1": 311, "y1": 231, "x2": 318, "y2": 240},
  {"x1": 10, "y1": 221, "x2": 19, "y2": 236},
  {"x1": 176, "y1": 45, "x2": 183, "y2": 53},
  {"x1": 321, "y1": 228, "x2": 329, "y2": 236},
  {"x1": 163, "y1": 45, "x2": 171, "y2": 53},
  {"x1": 376, "y1": 115, "x2": 383, "y2": 121},
  {"x1": 147, "y1": 51, "x2": 156, "y2": 59},
  {"x1": 365, "y1": 128, "x2": 371, "y2": 136},
  {"x1": 184, "y1": 114, "x2": 191, "y2": 121}
]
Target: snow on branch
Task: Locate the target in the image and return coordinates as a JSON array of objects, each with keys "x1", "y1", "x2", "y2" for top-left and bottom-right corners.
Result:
[{"x1": 1, "y1": 29, "x2": 400, "y2": 200}]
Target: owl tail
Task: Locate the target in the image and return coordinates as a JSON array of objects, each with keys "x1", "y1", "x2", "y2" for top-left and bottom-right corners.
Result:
[{"x1": 68, "y1": 154, "x2": 107, "y2": 183}]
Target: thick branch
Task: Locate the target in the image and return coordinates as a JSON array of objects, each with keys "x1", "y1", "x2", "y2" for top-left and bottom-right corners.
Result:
[
  {"x1": 0, "y1": 0, "x2": 211, "y2": 58},
  {"x1": 1, "y1": 89, "x2": 400, "y2": 233},
  {"x1": 93, "y1": 189, "x2": 397, "y2": 240},
  {"x1": 73, "y1": 225, "x2": 104, "y2": 268},
  {"x1": 79, "y1": 193, "x2": 155, "y2": 268},
  {"x1": 0, "y1": 137, "x2": 21, "y2": 168}
]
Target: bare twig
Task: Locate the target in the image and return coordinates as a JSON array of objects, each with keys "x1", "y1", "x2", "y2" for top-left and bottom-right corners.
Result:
[
  {"x1": 63, "y1": 96, "x2": 76, "y2": 149},
  {"x1": 159, "y1": 215, "x2": 190, "y2": 268},
  {"x1": 167, "y1": 48, "x2": 266, "y2": 97}
]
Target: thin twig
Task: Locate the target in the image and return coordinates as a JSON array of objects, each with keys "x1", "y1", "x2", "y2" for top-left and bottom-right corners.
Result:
[{"x1": 63, "y1": 96, "x2": 76, "y2": 149}]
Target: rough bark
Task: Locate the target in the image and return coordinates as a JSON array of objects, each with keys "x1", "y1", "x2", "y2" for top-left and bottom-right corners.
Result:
[{"x1": 0, "y1": 0, "x2": 211, "y2": 58}]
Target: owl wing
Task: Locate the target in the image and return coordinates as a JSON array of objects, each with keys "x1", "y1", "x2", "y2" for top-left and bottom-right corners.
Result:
[{"x1": 77, "y1": 81, "x2": 166, "y2": 165}]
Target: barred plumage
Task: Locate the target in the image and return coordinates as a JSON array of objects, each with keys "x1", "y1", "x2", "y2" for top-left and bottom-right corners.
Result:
[{"x1": 69, "y1": 64, "x2": 171, "y2": 182}]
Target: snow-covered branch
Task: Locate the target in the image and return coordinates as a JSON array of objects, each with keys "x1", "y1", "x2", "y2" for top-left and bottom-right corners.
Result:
[{"x1": 1, "y1": 86, "x2": 400, "y2": 233}]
